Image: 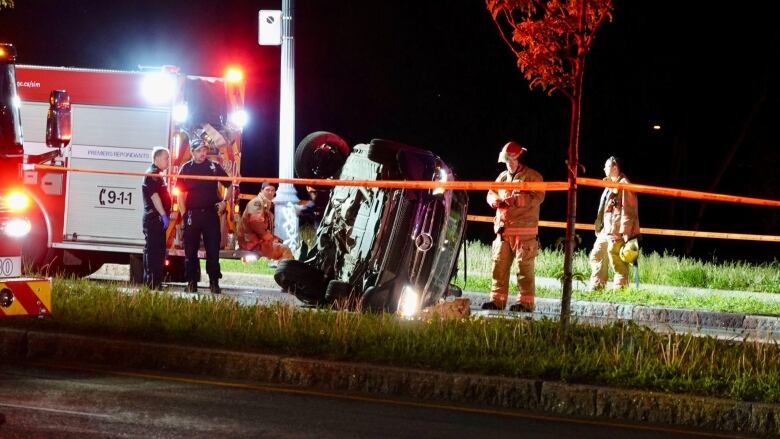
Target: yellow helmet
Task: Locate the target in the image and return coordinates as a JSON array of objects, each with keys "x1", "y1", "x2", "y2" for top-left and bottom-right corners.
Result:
[{"x1": 620, "y1": 238, "x2": 640, "y2": 264}]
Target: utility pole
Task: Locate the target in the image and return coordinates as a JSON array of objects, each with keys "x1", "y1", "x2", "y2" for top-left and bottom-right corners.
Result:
[{"x1": 272, "y1": 0, "x2": 299, "y2": 253}]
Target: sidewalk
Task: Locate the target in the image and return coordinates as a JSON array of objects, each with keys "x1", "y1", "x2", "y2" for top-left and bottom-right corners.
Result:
[{"x1": 90, "y1": 265, "x2": 780, "y2": 340}]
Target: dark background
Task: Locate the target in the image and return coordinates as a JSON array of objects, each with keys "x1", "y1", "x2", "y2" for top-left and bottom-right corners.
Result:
[{"x1": 2, "y1": 0, "x2": 777, "y2": 261}]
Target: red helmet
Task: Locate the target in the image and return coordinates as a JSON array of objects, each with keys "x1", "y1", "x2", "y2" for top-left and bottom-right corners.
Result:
[{"x1": 497, "y1": 141, "x2": 527, "y2": 163}]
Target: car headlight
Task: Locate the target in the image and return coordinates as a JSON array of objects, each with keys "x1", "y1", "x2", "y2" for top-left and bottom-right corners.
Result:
[
  {"x1": 398, "y1": 285, "x2": 420, "y2": 318},
  {"x1": 2, "y1": 218, "x2": 31, "y2": 237}
]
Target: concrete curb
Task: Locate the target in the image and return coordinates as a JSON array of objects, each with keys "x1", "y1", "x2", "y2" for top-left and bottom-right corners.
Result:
[
  {"x1": 465, "y1": 292, "x2": 780, "y2": 337},
  {"x1": 1, "y1": 327, "x2": 778, "y2": 435}
]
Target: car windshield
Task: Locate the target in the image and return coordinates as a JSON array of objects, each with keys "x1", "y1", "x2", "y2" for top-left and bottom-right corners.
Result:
[
  {"x1": 424, "y1": 190, "x2": 468, "y2": 303},
  {"x1": 0, "y1": 63, "x2": 23, "y2": 153}
]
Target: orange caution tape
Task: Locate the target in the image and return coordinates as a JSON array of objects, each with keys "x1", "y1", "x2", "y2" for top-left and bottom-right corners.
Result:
[
  {"x1": 577, "y1": 177, "x2": 780, "y2": 208},
  {"x1": 466, "y1": 215, "x2": 780, "y2": 243},
  {"x1": 33, "y1": 165, "x2": 780, "y2": 207}
]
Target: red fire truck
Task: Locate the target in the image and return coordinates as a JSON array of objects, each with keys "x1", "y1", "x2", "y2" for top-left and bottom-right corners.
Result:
[
  {"x1": 1, "y1": 43, "x2": 70, "y2": 317},
  {"x1": 14, "y1": 59, "x2": 248, "y2": 282}
]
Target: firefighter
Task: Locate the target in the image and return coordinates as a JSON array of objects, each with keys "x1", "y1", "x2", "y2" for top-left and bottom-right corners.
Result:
[
  {"x1": 589, "y1": 156, "x2": 640, "y2": 290},
  {"x1": 177, "y1": 138, "x2": 232, "y2": 294},
  {"x1": 483, "y1": 141, "x2": 545, "y2": 312},
  {"x1": 141, "y1": 147, "x2": 172, "y2": 290},
  {"x1": 237, "y1": 182, "x2": 294, "y2": 261}
]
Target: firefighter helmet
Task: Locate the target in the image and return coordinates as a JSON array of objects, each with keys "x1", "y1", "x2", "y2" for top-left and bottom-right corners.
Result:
[
  {"x1": 497, "y1": 141, "x2": 527, "y2": 163},
  {"x1": 620, "y1": 238, "x2": 640, "y2": 264}
]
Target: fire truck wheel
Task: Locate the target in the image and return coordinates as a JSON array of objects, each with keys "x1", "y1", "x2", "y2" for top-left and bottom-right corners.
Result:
[
  {"x1": 273, "y1": 260, "x2": 327, "y2": 305},
  {"x1": 295, "y1": 131, "x2": 351, "y2": 179},
  {"x1": 129, "y1": 254, "x2": 144, "y2": 284},
  {"x1": 21, "y1": 206, "x2": 58, "y2": 274}
]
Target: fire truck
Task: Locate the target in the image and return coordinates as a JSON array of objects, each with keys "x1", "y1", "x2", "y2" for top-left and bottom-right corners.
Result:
[
  {"x1": 1, "y1": 43, "x2": 70, "y2": 317},
  {"x1": 13, "y1": 58, "x2": 248, "y2": 282}
]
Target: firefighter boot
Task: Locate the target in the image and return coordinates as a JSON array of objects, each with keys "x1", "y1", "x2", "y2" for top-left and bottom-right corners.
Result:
[
  {"x1": 210, "y1": 280, "x2": 221, "y2": 295},
  {"x1": 185, "y1": 282, "x2": 198, "y2": 293}
]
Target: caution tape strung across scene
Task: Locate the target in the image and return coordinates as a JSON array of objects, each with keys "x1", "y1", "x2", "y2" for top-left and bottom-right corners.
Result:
[{"x1": 32, "y1": 164, "x2": 780, "y2": 243}]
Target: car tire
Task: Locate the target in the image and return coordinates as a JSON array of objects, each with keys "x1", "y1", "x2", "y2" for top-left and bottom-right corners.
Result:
[
  {"x1": 295, "y1": 131, "x2": 351, "y2": 179},
  {"x1": 273, "y1": 260, "x2": 327, "y2": 305},
  {"x1": 325, "y1": 280, "x2": 357, "y2": 308}
]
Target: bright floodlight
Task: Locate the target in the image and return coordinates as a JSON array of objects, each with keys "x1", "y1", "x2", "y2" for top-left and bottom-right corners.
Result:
[
  {"x1": 229, "y1": 109, "x2": 249, "y2": 129},
  {"x1": 173, "y1": 104, "x2": 189, "y2": 123},
  {"x1": 142, "y1": 73, "x2": 176, "y2": 105}
]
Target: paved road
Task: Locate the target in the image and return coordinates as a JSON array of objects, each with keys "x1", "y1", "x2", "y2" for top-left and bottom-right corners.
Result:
[{"x1": 0, "y1": 364, "x2": 739, "y2": 439}]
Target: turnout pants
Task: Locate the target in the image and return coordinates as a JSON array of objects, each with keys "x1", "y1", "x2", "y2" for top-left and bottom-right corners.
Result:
[
  {"x1": 142, "y1": 216, "x2": 166, "y2": 289},
  {"x1": 589, "y1": 233, "x2": 628, "y2": 288},
  {"x1": 184, "y1": 209, "x2": 222, "y2": 283},
  {"x1": 490, "y1": 234, "x2": 538, "y2": 308}
]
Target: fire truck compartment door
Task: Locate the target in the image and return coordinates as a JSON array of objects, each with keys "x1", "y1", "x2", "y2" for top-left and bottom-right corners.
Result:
[{"x1": 60, "y1": 105, "x2": 170, "y2": 244}]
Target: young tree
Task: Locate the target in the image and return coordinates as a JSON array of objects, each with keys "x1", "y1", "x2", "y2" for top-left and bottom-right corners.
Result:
[{"x1": 486, "y1": 0, "x2": 613, "y2": 334}]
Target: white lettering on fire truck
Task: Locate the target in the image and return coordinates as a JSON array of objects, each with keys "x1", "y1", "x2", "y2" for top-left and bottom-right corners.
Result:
[{"x1": 16, "y1": 80, "x2": 41, "y2": 88}]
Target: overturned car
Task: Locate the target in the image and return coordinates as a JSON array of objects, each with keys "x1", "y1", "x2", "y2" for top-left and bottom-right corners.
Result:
[{"x1": 274, "y1": 132, "x2": 468, "y2": 316}]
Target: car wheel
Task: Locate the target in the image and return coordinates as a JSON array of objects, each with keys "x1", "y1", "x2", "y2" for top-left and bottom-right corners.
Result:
[
  {"x1": 273, "y1": 260, "x2": 327, "y2": 305},
  {"x1": 325, "y1": 280, "x2": 358, "y2": 308},
  {"x1": 295, "y1": 131, "x2": 351, "y2": 179}
]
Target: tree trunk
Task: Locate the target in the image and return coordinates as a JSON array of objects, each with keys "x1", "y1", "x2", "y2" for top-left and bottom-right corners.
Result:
[{"x1": 560, "y1": 1, "x2": 588, "y2": 337}]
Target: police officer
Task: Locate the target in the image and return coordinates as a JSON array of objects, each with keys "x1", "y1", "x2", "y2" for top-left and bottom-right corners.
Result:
[
  {"x1": 177, "y1": 138, "x2": 231, "y2": 294},
  {"x1": 141, "y1": 147, "x2": 172, "y2": 290}
]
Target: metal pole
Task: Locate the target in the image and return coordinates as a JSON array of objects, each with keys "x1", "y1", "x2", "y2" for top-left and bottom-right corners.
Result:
[{"x1": 274, "y1": 0, "x2": 300, "y2": 253}]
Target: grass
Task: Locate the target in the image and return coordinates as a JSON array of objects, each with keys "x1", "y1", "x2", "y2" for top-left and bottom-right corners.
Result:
[
  {"x1": 3, "y1": 277, "x2": 780, "y2": 403},
  {"x1": 218, "y1": 238, "x2": 779, "y2": 294},
  {"x1": 456, "y1": 241, "x2": 780, "y2": 294}
]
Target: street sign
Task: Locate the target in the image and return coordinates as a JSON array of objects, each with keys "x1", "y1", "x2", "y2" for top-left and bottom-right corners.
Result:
[{"x1": 258, "y1": 10, "x2": 282, "y2": 46}]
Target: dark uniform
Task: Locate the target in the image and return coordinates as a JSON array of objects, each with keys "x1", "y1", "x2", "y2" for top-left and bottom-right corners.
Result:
[
  {"x1": 178, "y1": 157, "x2": 230, "y2": 291},
  {"x1": 141, "y1": 164, "x2": 172, "y2": 289}
]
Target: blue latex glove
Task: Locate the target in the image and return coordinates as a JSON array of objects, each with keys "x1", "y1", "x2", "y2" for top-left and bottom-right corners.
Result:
[{"x1": 161, "y1": 214, "x2": 170, "y2": 229}]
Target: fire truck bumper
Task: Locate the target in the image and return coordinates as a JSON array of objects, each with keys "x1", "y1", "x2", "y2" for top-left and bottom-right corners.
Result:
[{"x1": 0, "y1": 278, "x2": 52, "y2": 317}]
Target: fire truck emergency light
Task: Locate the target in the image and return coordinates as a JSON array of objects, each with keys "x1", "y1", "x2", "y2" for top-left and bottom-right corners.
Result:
[
  {"x1": 142, "y1": 73, "x2": 177, "y2": 105},
  {"x1": 2, "y1": 191, "x2": 30, "y2": 212},
  {"x1": 173, "y1": 104, "x2": 189, "y2": 123},
  {"x1": 2, "y1": 218, "x2": 31, "y2": 238},
  {"x1": 229, "y1": 109, "x2": 249, "y2": 129},
  {"x1": 225, "y1": 67, "x2": 244, "y2": 82}
]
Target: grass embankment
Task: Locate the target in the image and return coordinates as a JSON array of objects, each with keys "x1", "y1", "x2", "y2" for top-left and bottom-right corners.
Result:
[
  {"x1": 457, "y1": 241, "x2": 780, "y2": 294},
  {"x1": 218, "y1": 239, "x2": 780, "y2": 315},
  {"x1": 224, "y1": 240, "x2": 779, "y2": 294},
  {"x1": 3, "y1": 277, "x2": 780, "y2": 403}
]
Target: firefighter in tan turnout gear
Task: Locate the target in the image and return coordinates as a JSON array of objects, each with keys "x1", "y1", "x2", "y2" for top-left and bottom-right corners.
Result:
[
  {"x1": 589, "y1": 156, "x2": 640, "y2": 290},
  {"x1": 237, "y1": 183, "x2": 294, "y2": 261},
  {"x1": 482, "y1": 142, "x2": 545, "y2": 312}
]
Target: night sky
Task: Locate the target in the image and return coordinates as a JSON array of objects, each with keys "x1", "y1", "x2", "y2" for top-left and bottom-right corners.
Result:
[{"x1": 1, "y1": 1, "x2": 778, "y2": 260}]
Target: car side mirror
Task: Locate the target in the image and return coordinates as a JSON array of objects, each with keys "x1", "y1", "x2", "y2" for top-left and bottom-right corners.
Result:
[{"x1": 46, "y1": 90, "x2": 71, "y2": 149}]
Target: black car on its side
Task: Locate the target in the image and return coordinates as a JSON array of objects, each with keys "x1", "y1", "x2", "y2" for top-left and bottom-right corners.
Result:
[{"x1": 274, "y1": 132, "x2": 468, "y2": 316}]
